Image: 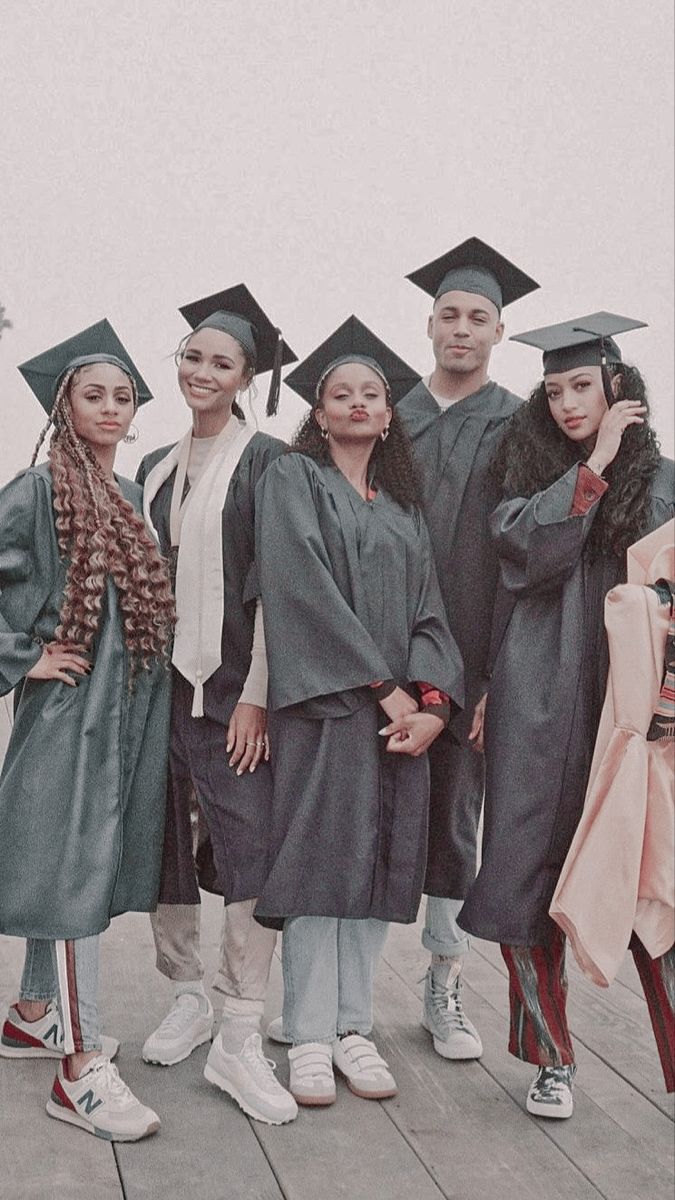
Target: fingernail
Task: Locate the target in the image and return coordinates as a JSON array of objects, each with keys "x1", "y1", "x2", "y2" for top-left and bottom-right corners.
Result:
[
  {"x1": 226, "y1": 743, "x2": 233, "y2": 753},
  {"x1": 378, "y1": 729, "x2": 388, "y2": 736},
  {"x1": 237, "y1": 768, "x2": 243, "y2": 777}
]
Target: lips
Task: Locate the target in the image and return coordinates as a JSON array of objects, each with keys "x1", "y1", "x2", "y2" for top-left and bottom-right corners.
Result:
[
  {"x1": 564, "y1": 417, "x2": 585, "y2": 429},
  {"x1": 349, "y1": 411, "x2": 369, "y2": 422},
  {"x1": 98, "y1": 422, "x2": 121, "y2": 429}
]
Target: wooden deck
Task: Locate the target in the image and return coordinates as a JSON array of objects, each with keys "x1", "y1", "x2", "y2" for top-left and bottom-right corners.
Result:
[{"x1": 1, "y1": 894, "x2": 672, "y2": 1200}]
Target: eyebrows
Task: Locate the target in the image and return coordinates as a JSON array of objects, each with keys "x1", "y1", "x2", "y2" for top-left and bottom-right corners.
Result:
[{"x1": 436, "y1": 303, "x2": 492, "y2": 318}]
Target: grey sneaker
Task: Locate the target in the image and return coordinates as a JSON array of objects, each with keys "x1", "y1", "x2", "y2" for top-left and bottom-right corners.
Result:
[
  {"x1": 526, "y1": 1065, "x2": 576, "y2": 1119},
  {"x1": 421, "y1": 961, "x2": 483, "y2": 1060}
]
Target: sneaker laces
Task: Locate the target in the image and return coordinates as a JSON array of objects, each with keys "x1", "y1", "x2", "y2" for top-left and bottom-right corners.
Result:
[
  {"x1": 240, "y1": 1034, "x2": 287, "y2": 1093},
  {"x1": 531, "y1": 1065, "x2": 574, "y2": 1101},
  {"x1": 428, "y1": 972, "x2": 472, "y2": 1034},
  {"x1": 153, "y1": 995, "x2": 202, "y2": 1038},
  {"x1": 82, "y1": 1057, "x2": 136, "y2": 1109}
]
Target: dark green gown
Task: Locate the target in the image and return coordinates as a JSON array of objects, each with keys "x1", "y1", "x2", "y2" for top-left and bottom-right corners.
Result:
[
  {"x1": 397, "y1": 379, "x2": 521, "y2": 896},
  {"x1": 252, "y1": 454, "x2": 464, "y2": 929},
  {"x1": 459, "y1": 458, "x2": 675, "y2": 946},
  {"x1": 0, "y1": 465, "x2": 171, "y2": 940}
]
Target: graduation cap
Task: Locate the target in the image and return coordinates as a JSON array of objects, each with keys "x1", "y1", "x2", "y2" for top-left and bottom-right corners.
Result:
[
  {"x1": 178, "y1": 284, "x2": 297, "y2": 416},
  {"x1": 18, "y1": 318, "x2": 152, "y2": 414},
  {"x1": 510, "y1": 311, "x2": 648, "y2": 375},
  {"x1": 284, "y1": 316, "x2": 421, "y2": 406},
  {"x1": 406, "y1": 237, "x2": 539, "y2": 313}
]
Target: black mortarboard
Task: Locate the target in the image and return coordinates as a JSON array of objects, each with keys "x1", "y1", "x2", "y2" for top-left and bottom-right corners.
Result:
[
  {"x1": 510, "y1": 311, "x2": 648, "y2": 375},
  {"x1": 284, "y1": 316, "x2": 421, "y2": 407},
  {"x1": 406, "y1": 237, "x2": 539, "y2": 314},
  {"x1": 18, "y1": 319, "x2": 152, "y2": 414},
  {"x1": 178, "y1": 284, "x2": 297, "y2": 415}
]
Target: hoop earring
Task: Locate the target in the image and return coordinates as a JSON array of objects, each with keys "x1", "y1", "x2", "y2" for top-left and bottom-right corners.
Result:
[
  {"x1": 124, "y1": 423, "x2": 139, "y2": 445},
  {"x1": 380, "y1": 427, "x2": 390, "y2": 442}
]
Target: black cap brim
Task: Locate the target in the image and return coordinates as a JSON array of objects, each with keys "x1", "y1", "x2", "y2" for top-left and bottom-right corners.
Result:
[
  {"x1": 179, "y1": 284, "x2": 297, "y2": 374},
  {"x1": 284, "y1": 316, "x2": 420, "y2": 406},
  {"x1": 18, "y1": 319, "x2": 153, "y2": 413}
]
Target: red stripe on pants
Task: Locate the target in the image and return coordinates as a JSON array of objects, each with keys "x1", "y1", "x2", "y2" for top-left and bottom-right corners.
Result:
[
  {"x1": 631, "y1": 937, "x2": 675, "y2": 1094},
  {"x1": 501, "y1": 927, "x2": 574, "y2": 1067},
  {"x1": 65, "y1": 940, "x2": 84, "y2": 1054}
]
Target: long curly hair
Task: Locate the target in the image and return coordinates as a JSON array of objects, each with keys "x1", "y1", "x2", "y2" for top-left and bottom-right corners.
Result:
[
  {"x1": 490, "y1": 363, "x2": 661, "y2": 557},
  {"x1": 31, "y1": 368, "x2": 175, "y2": 668}
]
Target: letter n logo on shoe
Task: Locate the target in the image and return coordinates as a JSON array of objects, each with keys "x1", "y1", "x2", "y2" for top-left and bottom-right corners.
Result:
[
  {"x1": 77, "y1": 1089, "x2": 104, "y2": 1116},
  {"x1": 43, "y1": 1023, "x2": 60, "y2": 1046}
]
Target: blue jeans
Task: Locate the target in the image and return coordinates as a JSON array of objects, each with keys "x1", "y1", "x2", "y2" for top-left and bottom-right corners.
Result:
[
  {"x1": 282, "y1": 916, "x2": 389, "y2": 1045},
  {"x1": 422, "y1": 896, "x2": 471, "y2": 958},
  {"x1": 19, "y1": 936, "x2": 101, "y2": 1053}
]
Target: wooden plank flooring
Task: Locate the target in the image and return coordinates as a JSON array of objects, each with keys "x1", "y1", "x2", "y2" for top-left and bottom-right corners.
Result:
[{"x1": 1, "y1": 895, "x2": 672, "y2": 1200}]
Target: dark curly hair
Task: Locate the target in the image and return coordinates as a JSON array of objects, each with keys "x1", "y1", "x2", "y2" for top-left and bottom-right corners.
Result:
[
  {"x1": 490, "y1": 363, "x2": 661, "y2": 557},
  {"x1": 291, "y1": 400, "x2": 421, "y2": 510}
]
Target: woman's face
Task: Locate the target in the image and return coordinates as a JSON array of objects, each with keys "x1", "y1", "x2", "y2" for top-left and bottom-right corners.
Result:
[
  {"x1": 68, "y1": 363, "x2": 135, "y2": 448},
  {"x1": 177, "y1": 327, "x2": 251, "y2": 418},
  {"x1": 545, "y1": 365, "x2": 614, "y2": 443},
  {"x1": 315, "y1": 363, "x2": 392, "y2": 444}
]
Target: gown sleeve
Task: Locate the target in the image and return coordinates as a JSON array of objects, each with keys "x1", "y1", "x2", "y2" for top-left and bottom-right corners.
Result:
[
  {"x1": 0, "y1": 472, "x2": 54, "y2": 694},
  {"x1": 255, "y1": 455, "x2": 394, "y2": 709},
  {"x1": 406, "y1": 516, "x2": 464, "y2": 709},
  {"x1": 491, "y1": 463, "x2": 606, "y2": 599}
]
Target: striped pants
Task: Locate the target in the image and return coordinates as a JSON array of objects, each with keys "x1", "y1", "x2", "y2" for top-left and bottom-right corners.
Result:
[
  {"x1": 20, "y1": 936, "x2": 101, "y2": 1054},
  {"x1": 501, "y1": 928, "x2": 675, "y2": 1092}
]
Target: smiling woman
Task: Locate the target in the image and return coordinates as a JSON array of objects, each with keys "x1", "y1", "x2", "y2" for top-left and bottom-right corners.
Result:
[{"x1": 0, "y1": 320, "x2": 175, "y2": 1142}]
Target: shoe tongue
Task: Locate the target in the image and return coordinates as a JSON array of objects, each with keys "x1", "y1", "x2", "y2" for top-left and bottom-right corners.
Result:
[{"x1": 76, "y1": 1054, "x2": 109, "y2": 1079}]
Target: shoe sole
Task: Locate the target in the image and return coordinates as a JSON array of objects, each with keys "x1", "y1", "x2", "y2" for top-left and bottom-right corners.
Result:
[
  {"x1": 203, "y1": 1063, "x2": 297, "y2": 1125},
  {"x1": 142, "y1": 1029, "x2": 212, "y2": 1066},
  {"x1": 420, "y1": 1018, "x2": 483, "y2": 1060},
  {"x1": 526, "y1": 1098, "x2": 573, "y2": 1119},
  {"x1": 333, "y1": 1064, "x2": 397, "y2": 1100},
  {"x1": 290, "y1": 1089, "x2": 337, "y2": 1107},
  {"x1": 0, "y1": 1036, "x2": 119, "y2": 1062},
  {"x1": 46, "y1": 1100, "x2": 160, "y2": 1141}
]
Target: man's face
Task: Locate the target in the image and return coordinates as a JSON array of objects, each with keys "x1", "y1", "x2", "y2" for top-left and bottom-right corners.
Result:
[{"x1": 427, "y1": 289, "x2": 504, "y2": 376}]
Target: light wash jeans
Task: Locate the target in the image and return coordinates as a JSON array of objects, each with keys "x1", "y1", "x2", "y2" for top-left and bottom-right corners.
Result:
[
  {"x1": 422, "y1": 896, "x2": 471, "y2": 958},
  {"x1": 282, "y1": 916, "x2": 389, "y2": 1045},
  {"x1": 150, "y1": 898, "x2": 277, "y2": 1018},
  {"x1": 20, "y1": 935, "x2": 101, "y2": 1053}
]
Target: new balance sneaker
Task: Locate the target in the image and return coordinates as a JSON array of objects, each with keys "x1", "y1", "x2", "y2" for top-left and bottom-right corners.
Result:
[
  {"x1": 142, "y1": 993, "x2": 213, "y2": 1065},
  {"x1": 288, "y1": 1042, "x2": 336, "y2": 1106},
  {"x1": 204, "y1": 1031, "x2": 298, "y2": 1124},
  {"x1": 0, "y1": 1002, "x2": 119, "y2": 1061},
  {"x1": 332, "y1": 1034, "x2": 397, "y2": 1100},
  {"x1": 526, "y1": 1065, "x2": 576, "y2": 1119},
  {"x1": 421, "y1": 962, "x2": 483, "y2": 1060},
  {"x1": 265, "y1": 1016, "x2": 292, "y2": 1045},
  {"x1": 46, "y1": 1056, "x2": 160, "y2": 1141}
]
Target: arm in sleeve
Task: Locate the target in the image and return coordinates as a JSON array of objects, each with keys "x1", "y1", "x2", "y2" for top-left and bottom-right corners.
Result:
[
  {"x1": 237, "y1": 598, "x2": 269, "y2": 708},
  {"x1": 406, "y1": 515, "x2": 464, "y2": 711},
  {"x1": 492, "y1": 463, "x2": 607, "y2": 598},
  {"x1": 0, "y1": 473, "x2": 53, "y2": 695},
  {"x1": 255, "y1": 457, "x2": 393, "y2": 709}
]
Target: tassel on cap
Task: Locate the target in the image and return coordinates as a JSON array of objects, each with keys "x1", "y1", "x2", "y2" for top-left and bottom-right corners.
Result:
[{"x1": 266, "y1": 329, "x2": 284, "y2": 417}]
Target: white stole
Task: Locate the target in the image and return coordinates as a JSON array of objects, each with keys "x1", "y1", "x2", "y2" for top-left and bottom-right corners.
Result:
[{"x1": 143, "y1": 418, "x2": 256, "y2": 716}]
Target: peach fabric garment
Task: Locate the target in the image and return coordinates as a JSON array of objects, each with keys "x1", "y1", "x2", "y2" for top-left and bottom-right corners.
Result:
[{"x1": 550, "y1": 519, "x2": 675, "y2": 986}]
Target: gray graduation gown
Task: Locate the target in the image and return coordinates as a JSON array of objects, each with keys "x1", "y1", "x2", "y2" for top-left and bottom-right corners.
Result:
[
  {"x1": 397, "y1": 379, "x2": 521, "y2": 896},
  {"x1": 0, "y1": 465, "x2": 171, "y2": 940},
  {"x1": 252, "y1": 454, "x2": 464, "y2": 929},
  {"x1": 458, "y1": 458, "x2": 675, "y2": 946},
  {"x1": 137, "y1": 433, "x2": 285, "y2": 904}
]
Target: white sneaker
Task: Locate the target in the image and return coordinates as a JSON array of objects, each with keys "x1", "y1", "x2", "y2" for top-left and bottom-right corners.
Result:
[
  {"x1": 142, "y1": 993, "x2": 213, "y2": 1065},
  {"x1": 46, "y1": 1056, "x2": 160, "y2": 1141},
  {"x1": 1, "y1": 1002, "x2": 119, "y2": 1061},
  {"x1": 526, "y1": 1065, "x2": 576, "y2": 1119},
  {"x1": 421, "y1": 962, "x2": 483, "y2": 1060},
  {"x1": 204, "y1": 1031, "x2": 298, "y2": 1125},
  {"x1": 288, "y1": 1042, "x2": 336, "y2": 1106},
  {"x1": 265, "y1": 1016, "x2": 292, "y2": 1045},
  {"x1": 332, "y1": 1034, "x2": 397, "y2": 1099}
]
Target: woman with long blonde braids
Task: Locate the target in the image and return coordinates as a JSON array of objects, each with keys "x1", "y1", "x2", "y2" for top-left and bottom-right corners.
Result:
[{"x1": 0, "y1": 320, "x2": 175, "y2": 1142}]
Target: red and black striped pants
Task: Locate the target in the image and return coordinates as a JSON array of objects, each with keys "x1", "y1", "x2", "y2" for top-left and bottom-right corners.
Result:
[{"x1": 501, "y1": 927, "x2": 674, "y2": 1092}]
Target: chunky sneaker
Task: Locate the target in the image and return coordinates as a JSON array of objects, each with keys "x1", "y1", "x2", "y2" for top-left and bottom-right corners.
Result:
[
  {"x1": 204, "y1": 1031, "x2": 298, "y2": 1124},
  {"x1": 142, "y1": 993, "x2": 213, "y2": 1065},
  {"x1": 526, "y1": 1065, "x2": 576, "y2": 1119},
  {"x1": 265, "y1": 1016, "x2": 292, "y2": 1045},
  {"x1": 332, "y1": 1034, "x2": 397, "y2": 1100},
  {"x1": 46, "y1": 1056, "x2": 160, "y2": 1141},
  {"x1": 1, "y1": 1002, "x2": 119, "y2": 1061},
  {"x1": 288, "y1": 1043, "x2": 336, "y2": 1106},
  {"x1": 421, "y1": 962, "x2": 483, "y2": 1060}
]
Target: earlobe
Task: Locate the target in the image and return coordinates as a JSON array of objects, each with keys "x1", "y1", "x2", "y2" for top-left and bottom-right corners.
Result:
[
  {"x1": 610, "y1": 372, "x2": 622, "y2": 399},
  {"x1": 427, "y1": 315, "x2": 434, "y2": 340},
  {"x1": 494, "y1": 321, "x2": 505, "y2": 346}
]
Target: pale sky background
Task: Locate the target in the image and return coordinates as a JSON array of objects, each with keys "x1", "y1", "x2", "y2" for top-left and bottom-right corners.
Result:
[{"x1": 0, "y1": 0, "x2": 673, "y2": 492}]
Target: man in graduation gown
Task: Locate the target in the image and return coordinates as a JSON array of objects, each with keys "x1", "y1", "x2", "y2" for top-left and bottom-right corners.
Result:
[{"x1": 397, "y1": 237, "x2": 539, "y2": 1059}]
